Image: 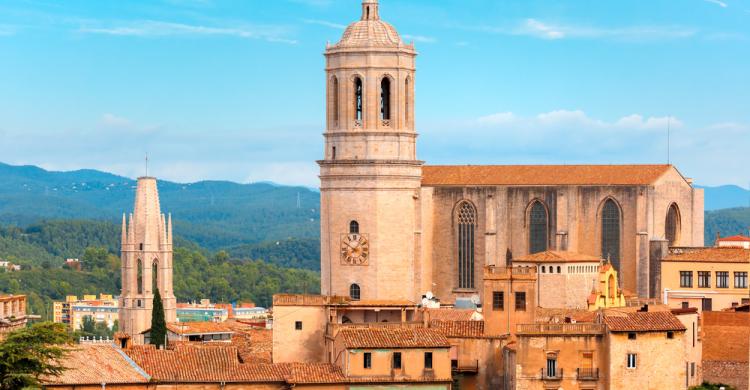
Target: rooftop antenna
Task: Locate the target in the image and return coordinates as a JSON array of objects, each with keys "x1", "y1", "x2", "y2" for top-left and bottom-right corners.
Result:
[
  {"x1": 666, "y1": 117, "x2": 671, "y2": 165},
  {"x1": 145, "y1": 153, "x2": 149, "y2": 177}
]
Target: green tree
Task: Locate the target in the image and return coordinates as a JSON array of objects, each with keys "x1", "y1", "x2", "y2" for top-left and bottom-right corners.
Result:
[
  {"x1": 150, "y1": 288, "x2": 167, "y2": 348},
  {"x1": 0, "y1": 322, "x2": 71, "y2": 390}
]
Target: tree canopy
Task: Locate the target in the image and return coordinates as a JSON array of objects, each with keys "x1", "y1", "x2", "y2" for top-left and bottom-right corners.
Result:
[{"x1": 0, "y1": 322, "x2": 71, "y2": 390}]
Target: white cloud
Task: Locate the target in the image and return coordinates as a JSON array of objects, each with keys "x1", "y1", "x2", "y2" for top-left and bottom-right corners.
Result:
[
  {"x1": 402, "y1": 34, "x2": 437, "y2": 43},
  {"x1": 520, "y1": 19, "x2": 565, "y2": 39},
  {"x1": 79, "y1": 20, "x2": 298, "y2": 44},
  {"x1": 302, "y1": 19, "x2": 346, "y2": 30},
  {"x1": 101, "y1": 113, "x2": 131, "y2": 128},
  {"x1": 0, "y1": 25, "x2": 16, "y2": 36},
  {"x1": 475, "y1": 109, "x2": 682, "y2": 132},
  {"x1": 476, "y1": 19, "x2": 697, "y2": 41},
  {"x1": 704, "y1": 0, "x2": 728, "y2": 8},
  {"x1": 477, "y1": 112, "x2": 516, "y2": 126}
]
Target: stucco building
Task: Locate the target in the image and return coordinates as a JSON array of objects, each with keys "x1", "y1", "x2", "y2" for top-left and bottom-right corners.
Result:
[
  {"x1": 0, "y1": 294, "x2": 27, "y2": 337},
  {"x1": 319, "y1": 0, "x2": 705, "y2": 308}
]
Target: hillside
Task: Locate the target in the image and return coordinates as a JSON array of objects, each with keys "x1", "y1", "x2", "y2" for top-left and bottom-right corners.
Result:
[
  {"x1": 705, "y1": 207, "x2": 750, "y2": 245},
  {"x1": 0, "y1": 162, "x2": 320, "y2": 249}
]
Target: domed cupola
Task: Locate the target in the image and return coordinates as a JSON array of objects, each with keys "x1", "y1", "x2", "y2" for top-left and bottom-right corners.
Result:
[{"x1": 330, "y1": 0, "x2": 413, "y2": 50}]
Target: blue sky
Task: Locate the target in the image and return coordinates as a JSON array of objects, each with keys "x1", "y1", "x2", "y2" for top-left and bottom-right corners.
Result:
[{"x1": 0, "y1": 0, "x2": 748, "y2": 187}]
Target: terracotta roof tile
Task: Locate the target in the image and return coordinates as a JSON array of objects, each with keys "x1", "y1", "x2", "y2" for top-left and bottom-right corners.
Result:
[
  {"x1": 429, "y1": 320, "x2": 485, "y2": 338},
  {"x1": 337, "y1": 327, "x2": 450, "y2": 349},
  {"x1": 663, "y1": 247, "x2": 750, "y2": 263},
  {"x1": 223, "y1": 320, "x2": 272, "y2": 363},
  {"x1": 717, "y1": 235, "x2": 750, "y2": 242},
  {"x1": 424, "y1": 308, "x2": 481, "y2": 322},
  {"x1": 44, "y1": 344, "x2": 150, "y2": 385},
  {"x1": 703, "y1": 312, "x2": 750, "y2": 362},
  {"x1": 603, "y1": 311, "x2": 686, "y2": 332},
  {"x1": 166, "y1": 321, "x2": 234, "y2": 335},
  {"x1": 514, "y1": 250, "x2": 602, "y2": 263},
  {"x1": 422, "y1": 164, "x2": 675, "y2": 186}
]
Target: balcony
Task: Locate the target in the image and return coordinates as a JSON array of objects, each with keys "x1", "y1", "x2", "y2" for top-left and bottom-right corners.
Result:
[
  {"x1": 452, "y1": 359, "x2": 479, "y2": 373},
  {"x1": 577, "y1": 367, "x2": 599, "y2": 380},
  {"x1": 516, "y1": 323, "x2": 604, "y2": 336},
  {"x1": 541, "y1": 368, "x2": 563, "y2": 381},
  {"x1": 484, "y1": 266, "x2": 537, "y2": 280}
]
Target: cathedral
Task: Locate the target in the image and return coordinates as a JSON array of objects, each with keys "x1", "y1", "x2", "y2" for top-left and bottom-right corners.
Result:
[{"x1": 319, "y1": 0, "x2": 704, "y2": 304}]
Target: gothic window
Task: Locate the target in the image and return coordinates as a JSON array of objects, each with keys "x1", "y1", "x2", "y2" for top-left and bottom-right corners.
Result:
[
  {"x1": 152, "y1": 259, "x2": 158, "y2": 292},
  {"x1": 331, "y1": 76, "x2": 339, "y2": 125},
  {"x1": 350, "y1": 220, "x2": 359, "y2": 234},
  {"x1": 354, "y1": 76, "x2": 363, "y2": 123},
  {"x1": 332, "y1": 146, "x2": 336, "y2": 160},
  {"x1": 380, "y1": 77, "x2": 391, "y2": 121},
  {"x1": 405, "y1": 77, "x2": 411, "y2": 126},
  {"x1": 350, "y1": 284, "x2": 360, "y2": 300},
  {"x1": 529, "y1": 201, "x2": 548, "y2": 254},
  {"x1": 136, "y1": 259, "x2": 143, "y2": 294},
  {"x1": 456, "y1": 201, "x2": 476, "y2": 289},
  {"x1": 665, "y1": 204, "x2": 680, "y2": 246},
  {"x1": 601, "y1": 199, "x2": 621, "y2": 271}
]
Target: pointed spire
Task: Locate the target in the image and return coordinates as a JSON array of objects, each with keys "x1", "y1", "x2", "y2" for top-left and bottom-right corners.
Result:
[
  {"x1": 361, "y1": 0, "x2": 379, "y2": 21},
  {"x1": 128, "y1": 213, "x2": 135, "y2": 245},
  {"x1": 121, "y1": 213, "x2": 127, "y2": 250}
]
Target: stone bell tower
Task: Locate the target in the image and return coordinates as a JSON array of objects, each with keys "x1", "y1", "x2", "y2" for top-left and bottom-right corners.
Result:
[
  {"x1": 319, "y1": 0, "x2": 422, "y2": 301},
  {"x1": 119, "y1": 176, "x2": 176, "y2": 341}
]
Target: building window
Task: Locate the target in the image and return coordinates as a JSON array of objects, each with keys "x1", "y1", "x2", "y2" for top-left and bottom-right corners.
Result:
[
  {"x1": 667, "y1": 331, "x2": 674, "y2": 339},
  {"x1": 735, "y1": 272, "x2": 748, "y2": 288},
  {"x1": 354, "y1": 77, "x2": 363, "y2": 122},
  {"x1": 380, "y1": 77, "x2": 391, "y2": 121},
  {"x1": 698, "y1": 271, "x2": 711, "y2": 288},
  {"x1": 295, "y1": 321, "x2": 302, "y2": 330},
  {"x1": 627, "y1": 353, "x2": 637, "y2": 369},
  {"x1": 601, "y1": 199, "x2": 621, "y2": 270},
  {"x1": 717, "y1": 272, "x2": 729, "y2": 288},
  {"x1": 702, "y1": 298, "x2": 712, "y2": 312},
  {"x1": 546, "y1": 357, "x2": 557, "y2": 378},
  {"x1": 742, "y1": 298, "x2": 750, "y2": 305},
  {"x1": 628, "y1": 332, "x2": 637, "y2": 340},
  {"x1": 515, "y1": 291, "x2": 526, "y2": 311},
  {"x1": 393, "y1": 352, "x2": 402, "y2": 369},
  {"x1": 456, "y1": 201, "x2": 476, "y2": 289},
  {"x1": 541, "y1": 266, "x2": 546, "y2": 273},
  {"x1": 349, "y1": 220, "x2": 359, "y2": 234},
  {"x1": 331, "y1": 76, "x2": 339, "y2": 125},
  {"x1": 364, "y1": 352, "x2": 372, "y2": 369},
  {"x1": 681, "y1": 301, "x2": 689, "y2": 310},
  {"x1": 492, "y1": 291, "x2": 504, "y2": 310},
  {"x1": 152, "y1": 260, "x2": 158, "y2": 292},
  {"x1": 136, "y1": 259, "x2": 143, "y2": 294},
  {"x1": 424, "y1": 352, "x2": 433, "y2": 369},
  {"x1": 665, "y1": 204, "x2": 680, "y2": 246},
  {"x1": 529, "y1": 201, "x2": 548, "y2": 254},
  {"x1": 350, "y1": 284, "x2": 361, "y2": 301},
  {"x1": 557, "y1": 266, "x2": 561, "y2": 273},
  {"x1": 691, "y1": 362, "x2": 695, "y2": 377},
  {"x1": 680, "y1": 271, "x2": 693, "y2": 288}
]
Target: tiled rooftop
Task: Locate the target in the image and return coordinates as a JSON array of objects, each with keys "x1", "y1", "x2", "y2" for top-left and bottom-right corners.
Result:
[
  {"x1": 717, "y1": 235, "x2": 750, "y2": 242},
  {"x1": 514, "y1": 250, "x2": 603, "y2": 263},
  {"x1": 429, "y1": 320, "x2": 486, "y2": 338},
  {"x1": 166, "y1": 321, "x2": 234, "y2": 335},
  {"x1": 337, "y1": 327, "x2": 450, "y2": 349},
  {"x1": 703, "y1": 312, "x2": 750, "y2": 362},
  {"x1": 663, "y1": 247, "x2": 750, "y2": 263},
  {"x1": 44, "y1": 344, "x2": 150, "y2": 385},
  {"x1": 424, "y1": 308, "x2": 481, "y2": 322},
  {"x1": 422, "y1": 164, "x2": 676, "y2": 186},
  {"x1": 603, "y1": 310, "x2": 686, "y2": 332}
]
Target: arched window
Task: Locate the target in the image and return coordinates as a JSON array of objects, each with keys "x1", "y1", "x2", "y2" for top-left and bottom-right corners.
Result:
[
  {"x1": 332, "y1": 76, "x2": 339, "y2": 125},
  {"x1": 529, "y1": 201, "x2": 548, "y2": 254},
  {"x1": 354, "y1": 77, "x2": 363, "y2": 123},
  {"x1": 601, "y1": 199, "x2": 621, "y2": 271},
  {"x1": 136, "y1": 259, "x2": 143, "y2": 294},
  {"x1": 456, "y1": 201, "x2": 477, "y2": 289},
  {"x1": 405, "y1": 77, "x2": 411, "y2": 126},
  {"x1": 349, "y1": 220, "x2": 359, "y2": 234},
  {"x1": 665, "y1": 204, "x2": 680, "y2": 246},
  {"x1": 350, "y1": 284, "x2": 361, "y2": 301},
  {"x1": 380, "y1": 77, "x2": 391, "y2": 121},
  {"x1": 152, "y1": 260, "x2": 158, "y2": 292},
  {"x1": 557, "y1": 266, "x2": 561, "y2": 273},
  {"x1": 541, "y1": 266, "x2": 546, "y2": 273}
]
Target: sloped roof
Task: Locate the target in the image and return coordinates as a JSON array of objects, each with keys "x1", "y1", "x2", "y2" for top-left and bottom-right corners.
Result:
[
  {"x1": 717, "y1": 235, "x2": 750, "y2": 242},
  {"x1": 422, "y1": 164, "x2": 676, "y2": 186},
  {"x1": 429, "y1": 320, "x2": 485, "y2": 338},
  {"x1": 515, "y1": 250, "x2": 602, "y2": 263},
  {"x1": 44, "y1": 344, "x2": 150, "y2": 385},
  {"x1": 603, "y1": 311, "x2": 686, "y2": 332},
  {"x1": 166, "y1": 321, "x2": 234, "y2": 335},
  {"x1": 663, "y1": 247, "x2": 750, "y2": 263},
  {"x1": 424, "y1": 308, "x2": 481, "y2": 322},
  {"x1": 337, "y1": 327, "x2": 449, "y2": 349}
]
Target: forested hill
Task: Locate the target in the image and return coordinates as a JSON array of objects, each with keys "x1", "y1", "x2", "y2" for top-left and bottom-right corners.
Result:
[{"x1": 0, "y1": 162, "x2": 320, "y2": 249}]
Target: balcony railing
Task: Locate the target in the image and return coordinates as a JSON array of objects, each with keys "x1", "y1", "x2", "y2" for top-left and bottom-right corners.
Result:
[
  {"x1": 484, "y1": 266, "x2": 537, "y2": 279},
  {"x1": 541, "y1": 368, "x2": 563, "y2": 380},
  {"x1": 577, "y1": 367, "x2": 599, "y2": 380},
  {"x1": 516, "y1": 323, "x2": 604, "y2": 335}
]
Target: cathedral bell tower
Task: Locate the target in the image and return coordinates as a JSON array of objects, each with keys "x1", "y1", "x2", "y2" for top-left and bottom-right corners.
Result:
[
  {"x1": 119, "y1": 176, "x2": 177, "y2": 341},
  {"x1": 319, "y1": 0, "x2": 422, "y2": 301}
]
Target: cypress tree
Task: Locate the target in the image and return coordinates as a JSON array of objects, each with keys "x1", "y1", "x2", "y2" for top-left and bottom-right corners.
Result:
[{"x1": 150, "y1": 288, "x2": 167, "y2": 348}]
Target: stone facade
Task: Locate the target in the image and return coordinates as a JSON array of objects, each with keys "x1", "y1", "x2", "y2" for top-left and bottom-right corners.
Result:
[
  {"x1": 606, "y1": 330, "x2": 686, "y2": 389},
  {"x1": 119, "y1": 177, "x2": 177, "y2": 340},
  {"x1": 0, "y1": 294, "x2": 27, "y2": 337}
]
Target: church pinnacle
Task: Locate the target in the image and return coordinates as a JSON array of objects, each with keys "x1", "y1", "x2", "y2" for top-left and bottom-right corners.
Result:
[{"x1": 362, "y1": 0, "x2": 379, "y2": 21}]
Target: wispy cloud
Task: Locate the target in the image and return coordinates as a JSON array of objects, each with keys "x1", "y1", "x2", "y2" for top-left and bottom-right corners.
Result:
[
  {"x1": 302, "y1": 19, "x2": 346, "y2": 29},
  {"x1": 474, "y1": 19, "x2": 697, "y2": 41},
  {"x1": 79, "y1": 20, "x2": 297, "y2": 44},
  {"x1": 402, "y1": 34, "x2": 437, "y2": 44},
  {"x1": 101, "y1": 113, "x2": 131, "y2": 128},
  {"x1": 0, "y1": 25, "x2": 16, "y2": 36},
  {"x1": 477, "y1": 109, "x2": 682, "y2": 131},
  {"x1": 704, "y1": 0, "x2": 728, "y2": 8}
]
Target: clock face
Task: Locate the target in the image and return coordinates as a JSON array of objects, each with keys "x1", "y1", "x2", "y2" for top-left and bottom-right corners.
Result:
[{"x1": 340, "y1": 233, "x2": 369, "y2": 265}]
